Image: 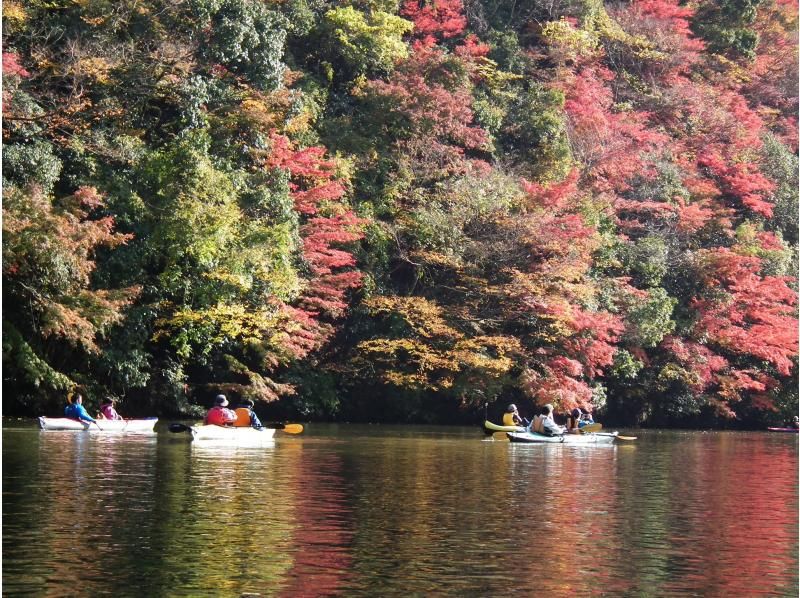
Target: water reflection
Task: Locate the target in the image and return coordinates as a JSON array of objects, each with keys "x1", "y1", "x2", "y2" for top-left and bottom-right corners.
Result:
[{"x1": 3, "y1": 426, "x2": 797, "y2": 596}]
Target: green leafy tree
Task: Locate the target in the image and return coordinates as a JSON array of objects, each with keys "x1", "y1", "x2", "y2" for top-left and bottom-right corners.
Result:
[
  {"x1": 319, "y1": 6, "x2": 413, "y2": 78},
  {"x1": 692, "y1": 0, "x2": 763, "y2": 60}
]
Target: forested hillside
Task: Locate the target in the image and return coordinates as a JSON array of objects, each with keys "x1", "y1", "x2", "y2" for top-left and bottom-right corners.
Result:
[{"x1": 3, "y1": 0, "x2": 798, "y2": 427}]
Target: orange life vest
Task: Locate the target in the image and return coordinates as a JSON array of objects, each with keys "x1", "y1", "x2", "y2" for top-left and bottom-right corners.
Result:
[{"x1": 234, "y1": 407, "x2": 252, "y2": 427}]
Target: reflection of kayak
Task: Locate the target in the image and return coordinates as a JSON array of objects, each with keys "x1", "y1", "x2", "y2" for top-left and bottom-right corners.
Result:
[
  {"x1": 507, "y1": 431, "x2": 618, "y2": 444},
  {"x1": 38, "y1": 417, "x2": 158, "y2": 433},
  {"x1": 189, "y1": 424, "x2": 276, "y2": 444},
  {"x1": 767, "y1": 427, "x2": 799, "y2": 433}
]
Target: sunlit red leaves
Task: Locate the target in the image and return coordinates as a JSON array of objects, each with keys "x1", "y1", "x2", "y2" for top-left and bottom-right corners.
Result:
[
  {"x1": 745, "y1": 0, "x2": 799, "y2": 149},
  {"x1": 697, "y1": 150, "x2": 776, "y2": 217},
  {"x1": 521, "y1": 169, "x2": 580, "y2": 212},
  {"x1": 609, "y1": 0, "x2": 705, "y2": 78},
  {"x1": 400, "y1": 0, "x2": 467, "y2": 47},
  {"x1": 691, "y1": 249, "x2": 798, "y2": 377},
  {"x1": 563, "y1": 309, "x2": 625, "y2": 378},
  {"x1": 505, "y1": 175, "x2": 624, "y2": 411},
  {"x1": 357, "y1": 45, "x2": 489, "y2": 184},
  {"x1": 561, "y1": 67, "x2": 666, "y2": 193},
  {"x1": 674, "y1": 198, "x2": 716, "y2": 233},
  {"x1": 454, "y1": 34, "x2": 491, "y2": 58},
  {"x1": 264, "y1": 133, "x2": 364, "y2": 347},
  {"x1": 364, "y1": 68, "x2": 487, "y2": 152},
  {"x1": 2, "y1": 51, "x2": 29, "y2": 78}
]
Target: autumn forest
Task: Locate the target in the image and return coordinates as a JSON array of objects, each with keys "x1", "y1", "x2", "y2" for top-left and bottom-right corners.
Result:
[{"x1": 2, "y1": 0, "x2": 798, "y2": 427}]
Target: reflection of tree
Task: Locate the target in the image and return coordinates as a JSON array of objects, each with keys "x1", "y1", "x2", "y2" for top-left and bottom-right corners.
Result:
[
  {"x1": 662, "y1": 434, "x2": 799, "y2": 595},
  {"x1": 22, "y1": 433, "x2": 160, "y2": 595},
  {"x1": 277, "y1": 441, "x2": 354, "y2": 596},
  {"x1": 150, "y1": 442, "x2": 296, "y2": 596},
  {"x1": 507, "y1": 445, "x2": 626, "y2": 594},
  {"x1": 341, "y1": 437, "x2": 517, "y2": 593},
  {"x1": 5, "y1": 429, "x2": 797, "y2": 595}
]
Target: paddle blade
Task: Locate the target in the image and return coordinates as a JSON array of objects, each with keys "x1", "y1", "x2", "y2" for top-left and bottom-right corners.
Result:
[{"x1": 281, "y1": 423, "x2": 304, "y2": 434}]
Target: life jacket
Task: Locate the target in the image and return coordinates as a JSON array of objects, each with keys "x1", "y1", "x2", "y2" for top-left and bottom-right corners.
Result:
[
  {"x1": 532, "y1": 415, "x2": 543, "y2": 434},
  {"x1": 502, "y1": 412, "x2": 518, "y2": 427},
  {"x1": 234, "y1": 408, "x2": 252, "y2": 427},
  {"x1": 541, "y1": 416, "x2": 562, "y2": 437},
  {"x1": 206, "y1": 406, "x2": 235, "y2": 426}
]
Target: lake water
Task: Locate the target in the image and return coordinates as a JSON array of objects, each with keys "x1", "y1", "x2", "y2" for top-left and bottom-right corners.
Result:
[{"x1": 3, "y1": 423, "x2": 798, "y2": 596}]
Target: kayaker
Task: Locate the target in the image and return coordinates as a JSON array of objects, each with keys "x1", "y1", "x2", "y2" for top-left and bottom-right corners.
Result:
[
  {"x1": 204, "y1": 394, "x2": 238, "y2": 426},
  {"x1": 791, "y1": 416, "x2": 799, "y2": 430},
  {"x1": 566, "y1": 408, "x2": 582, "y2": 433},
  {"x1": 234, "y1": 399, "x2": 263, "y2": 429},
  {"x1": 578, "y1": 409, "x2": 595, "y2": 428},
  {"x1": 64, "y1": 394, "x2": 96, "y2": 424},
  {"x1": 533, "y1": 404, "x2": 564, "y2": 436},
  {"x1": 503, "y1": 404, "x2": 525, "y2": 427},
  {"x1": 99, "y1": 397, "x2": 123, "y2": 420}
]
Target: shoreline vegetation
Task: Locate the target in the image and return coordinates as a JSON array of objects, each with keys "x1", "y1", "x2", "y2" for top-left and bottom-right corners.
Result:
[{"x1": 3, "y1": 0, "x2": 797, "y2": 429}]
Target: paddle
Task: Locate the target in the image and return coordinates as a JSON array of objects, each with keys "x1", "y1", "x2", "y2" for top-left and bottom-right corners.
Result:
[
  {"x1": 593, "y1": 432, "x2": 637, "y2": 441},
  {"x1": 275, "y1": 423, "x2": 303, "y2": 434},
  {"x1": 481, "y1": 403, "x2": 495, "y2": 436},
  {"x1": 261, "y1": 422, "x2": 304, "y2": 434}
]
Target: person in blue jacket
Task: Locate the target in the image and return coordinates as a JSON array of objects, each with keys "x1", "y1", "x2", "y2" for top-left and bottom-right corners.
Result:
[{"x1": 64, "y1": 394, "x2": 96, "y2": 423}]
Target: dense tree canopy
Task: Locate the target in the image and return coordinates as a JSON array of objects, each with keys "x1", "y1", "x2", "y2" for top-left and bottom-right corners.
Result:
[{"x1": 3, "y1": 0, "x2": 797, "y2": 427}]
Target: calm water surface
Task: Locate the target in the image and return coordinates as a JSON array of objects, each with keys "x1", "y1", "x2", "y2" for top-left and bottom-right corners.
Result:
[{"x1": 3, "y1": 423, "x2": 798, "y2": 596}]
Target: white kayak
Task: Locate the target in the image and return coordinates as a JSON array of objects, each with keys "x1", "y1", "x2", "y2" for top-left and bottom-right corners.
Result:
[
  {"x1": 189, "y1": 424, "x2": 276, "y2": 445},
  {"x1": 507, "y1": 430, "x2": 618, "y2": 444},
  {"x1": 38, "y1": 417, "x2": 158, "y2": 433}
]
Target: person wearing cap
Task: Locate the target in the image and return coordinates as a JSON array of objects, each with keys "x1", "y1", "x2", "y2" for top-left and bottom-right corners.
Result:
[
  {"x1": 64, "y1": 394, "x2": 96, "y2": 424},
  {"x1": 502, "y1": 404, "x2": 524, "y2": 427},
  {"x1": 233, "y1": 399, "x2": 263, "y2": 429},
  {"x1": 204, "y1": 394, "x2": 238, "y2": 426},
  {"x1": 578, "y1": 408, "x2": 595, "y2": 429},
  {"x1": 99, "y1": 397, "x2": 123, "y2": 420}
]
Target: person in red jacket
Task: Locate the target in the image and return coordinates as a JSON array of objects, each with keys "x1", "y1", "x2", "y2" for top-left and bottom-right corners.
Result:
[{"x1": 204, "y1": 394, "x2": 237, "y2": 426}]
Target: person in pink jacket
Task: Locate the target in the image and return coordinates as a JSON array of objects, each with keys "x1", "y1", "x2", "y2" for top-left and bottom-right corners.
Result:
[{"x1": 99, "y1": 397, "x2": 123, "y2": 420}]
